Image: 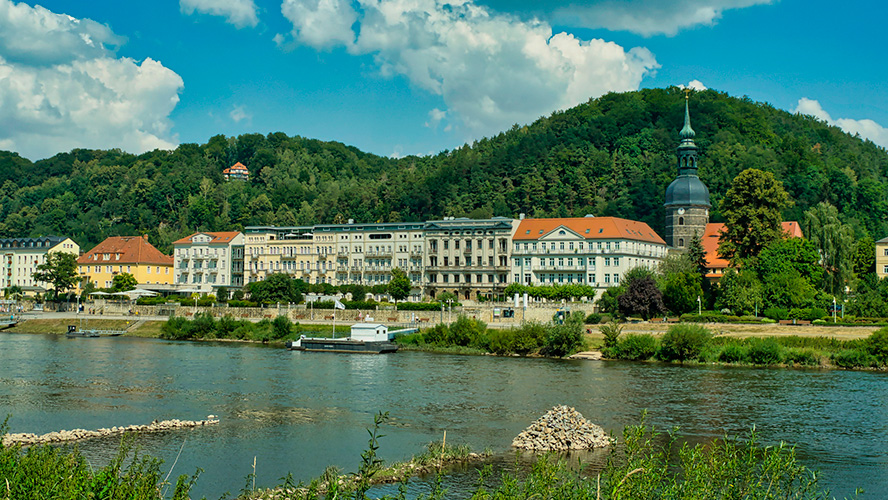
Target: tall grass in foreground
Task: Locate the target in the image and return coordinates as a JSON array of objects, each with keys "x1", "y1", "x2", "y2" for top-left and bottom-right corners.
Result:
[{"x1": 0, "y1": 419, "x2": 199, "y2": 500}]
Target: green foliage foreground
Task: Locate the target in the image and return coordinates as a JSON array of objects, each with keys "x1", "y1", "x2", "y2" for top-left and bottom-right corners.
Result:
[{"x1": 2, "y1": 412, "x2": 856, "y2": 500}]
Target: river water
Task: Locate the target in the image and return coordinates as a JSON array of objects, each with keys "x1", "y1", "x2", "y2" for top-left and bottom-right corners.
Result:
[{"x1": 1, "y1": 333, "x2": 886, "y2": 499}]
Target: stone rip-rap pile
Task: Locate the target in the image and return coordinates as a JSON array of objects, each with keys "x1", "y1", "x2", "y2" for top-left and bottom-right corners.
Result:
[
  {"x1": 512, "y1": 405, "x2": 609, "y2": 450},
  {"x1": 2, "y1": 418, "x2": 219, "y2": 447}
]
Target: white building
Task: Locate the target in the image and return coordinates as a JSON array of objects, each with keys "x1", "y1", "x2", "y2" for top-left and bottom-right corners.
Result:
[
  {"x1": 0, "y1": 236, "x2": 80, "y2": 294},
  {"x1": 173, "y1": 232, "x2": 245, "y2": 293},
  {"x1": 510, "y1": 216, "x2": 667, "y2": 301}
]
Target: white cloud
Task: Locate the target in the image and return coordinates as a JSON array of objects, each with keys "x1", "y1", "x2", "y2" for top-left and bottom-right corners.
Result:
[
  {"x1": 279, "y1": 0, "x2": 658, "y2": 139},
  {"x1": 548, "y1": 0, "x2": 773, "y2": 37},
  {"x1": 794, "y1": 98, "x2": 888, "y2": 149},
  {"x1": 0, "y1": 0, "x2": 183, "y2": 160},
  {"x1": 679, "y1": 79, "x2": 707, "y2": 91},
  {"x1": 180, "y1": 0, "x2": 259, "y2": 28},
  {"x1": 230, "y1": 104, "x2": 252, "y2": 123},
  {"x1": 425, "y1": 108, "x2": 446, "y2": 129}
]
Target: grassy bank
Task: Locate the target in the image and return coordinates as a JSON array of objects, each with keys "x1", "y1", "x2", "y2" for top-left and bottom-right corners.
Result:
[
  {"x1": 2, "y1": 413, "x2": 852, "y2": 500},
  {"x1": 601, "y1": 323, "x2": 888, "y2": 370},
  {"x1": 5, "y1": 318, "x2": 163, "y2": 337}
]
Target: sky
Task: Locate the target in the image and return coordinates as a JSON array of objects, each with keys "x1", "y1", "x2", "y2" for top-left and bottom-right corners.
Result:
[{"x1": 0, "y1": 0, "x2": 886, "y2": 161}]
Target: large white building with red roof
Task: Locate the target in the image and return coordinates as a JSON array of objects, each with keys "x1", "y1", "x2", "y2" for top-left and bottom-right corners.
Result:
[
  {"x1": 510, "y1": 216, "x2": 668, "y2": 300},
  {"x1": 172, "y1": 232, "x2": 245, "y2": 293},
  {"x1": 222, "y1": 162, "x2": 250, "y2": 181}
]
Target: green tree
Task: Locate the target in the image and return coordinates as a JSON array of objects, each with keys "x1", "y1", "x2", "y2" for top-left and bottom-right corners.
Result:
[
  {"x1": 715, "y1": 268, "x2": 762, "y2": 316},
  {"x1": 4, "y1": 284, "x2": 23, "y2": 301},
  {"x1": 387, "y1": 268, "x2": 411, "y2": 302},
  {"x1": 718, "y1": 168, "x2": 792, "y2": 264},
  {"x1": 248, "y1": 273, "x2": 302, "y2": 304},
  {"x1": 687, "y1": 231, "x2": 708, "y2": 277},
  {"x1": 32, "y1": 252, "x2": 79, "y2": 300},
  {"x1": 853, "y1": 237, "x2": 876, "y2": 276},
  {"x1": 617, "y1": 268, "x2": 664, "y2": 320},
  {"x1": 804, "y1": 202, "x2": 854, "y2": 295},
  {"x1": 111, "y1": 272, "x2": 138, "y2": 292},
  {"x1": 662, "y1": 272, "x2": 703, "y2": 315}
]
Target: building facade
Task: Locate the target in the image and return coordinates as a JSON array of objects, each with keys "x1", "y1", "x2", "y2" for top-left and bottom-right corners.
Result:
[
  {"x1": 877, "y1": 236, "x2": 888, "y2": 279},
  {"x1": 223, "y1": 162, "x2": 250, "y2": 181},
  {"x1": 243, "y1": 226, "x2": 316, "y2": 284},
  {"x1": 173, "y1": 232, "x2": 245, "y2": 293},
  {"x1": 664, "y1": 96, "x2": 710, "y2": 249},
  {"x1": 0, "y1": 236, "x2": 80, "y2": 293},
  {"x1": 424, "y1": 217, "x2": 516, "y2": 300},
  {"x1": 511, "y1": 216, "x2": 668, "y2": 301},
  {"x1": 77, "y1": 236, "x2": 173, "y2": 289}
]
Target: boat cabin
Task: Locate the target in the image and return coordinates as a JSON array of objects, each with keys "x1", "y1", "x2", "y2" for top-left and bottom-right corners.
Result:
[{"x1": 350, "y1": 323, "x2": 389, "y2": 342}]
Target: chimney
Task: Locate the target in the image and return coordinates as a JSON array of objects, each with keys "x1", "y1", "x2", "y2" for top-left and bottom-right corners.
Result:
[{"x1": 519, "y1": 213, "x2": 525, "y2": 220}]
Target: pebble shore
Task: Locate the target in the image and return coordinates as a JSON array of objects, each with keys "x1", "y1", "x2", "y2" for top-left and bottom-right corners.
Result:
[
  {"x1": 2, "y1": 418, "x2": 219, "y2": 447},
  {"x1": 512, "y1": 405, "x2": 609, "y2": 451}
]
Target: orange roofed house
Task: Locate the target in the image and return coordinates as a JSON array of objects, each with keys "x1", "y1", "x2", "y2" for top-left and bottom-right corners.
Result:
[
  {"x1": 701, "y1": 222, "x2": 804, "y2": 280},
  {"x1": 511, "y1": 216, "x2": 668, "y2": 301},
  {"x1": 78, "y1": 236, "x2": 174, "y2": 289},
  {"x1": 222, "y1": 162, "x2": 250, "y2": 181}
]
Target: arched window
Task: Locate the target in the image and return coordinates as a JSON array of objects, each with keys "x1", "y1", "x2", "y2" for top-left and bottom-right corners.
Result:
[
  {"x1": 678, "y1": 217, "x2": 684, "y2": 226},
  {"x1": 678, "y1": 238, "x2": 684, "y2": 247}
]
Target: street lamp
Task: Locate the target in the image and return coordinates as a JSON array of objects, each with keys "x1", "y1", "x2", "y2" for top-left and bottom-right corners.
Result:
[
  {"x1": 833, "y1": 296, "x2": 837, "y2": 323},
  {"x1": 697, "y1": 295, "x2": 702, "y2": 316}
]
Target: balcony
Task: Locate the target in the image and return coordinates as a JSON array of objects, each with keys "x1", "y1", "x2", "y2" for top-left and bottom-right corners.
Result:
[
  {"x1": 410, "y1": 250, "x2": 424, "y2": 257},
  {"x1": 365, "y1": 250, "x2": 392, "y2": 257}
]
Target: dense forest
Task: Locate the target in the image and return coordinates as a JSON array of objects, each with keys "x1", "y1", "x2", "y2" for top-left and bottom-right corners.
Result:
[{"x1": 0, "y1": 86, "x2": 886, "y2": 253}]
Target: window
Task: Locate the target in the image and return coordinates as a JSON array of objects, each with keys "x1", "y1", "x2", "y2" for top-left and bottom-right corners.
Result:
[
  {"x1": 604, "y1": 274, "x2": 610, "y2": 284},
  {"x1": 679, "y1": 238, "x2": 685, "y2": 246},
  {"x1": 884, "y1": 265, "x2": 888, "y2": 273},
  {"x1": 604, "y1": 257, "x2": 611, "y2": 266},
  {"x1": 679, "y1": 217, "x2": 684, "y2": 226},
  {"x1": 614, "y1": 257, "x2": 620, "y2": 266},
  {"x1": 614, "y1": 274, "x2": 620, "y2": 284}
]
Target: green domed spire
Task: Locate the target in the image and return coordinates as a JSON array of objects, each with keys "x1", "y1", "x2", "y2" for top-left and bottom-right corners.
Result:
[{"x1": 680, "y1": 95, "x2": 695, "y2": 140}]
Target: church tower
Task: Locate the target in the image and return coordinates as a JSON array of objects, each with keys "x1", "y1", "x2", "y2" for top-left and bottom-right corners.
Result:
[{"x1": 664, "y1": 94, "x2": 710, "y2": 249}]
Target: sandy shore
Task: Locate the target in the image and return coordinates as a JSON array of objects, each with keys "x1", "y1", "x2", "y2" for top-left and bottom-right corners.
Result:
[{"x1": 583, "y1": 321, "x2": 879, "y2": 343}]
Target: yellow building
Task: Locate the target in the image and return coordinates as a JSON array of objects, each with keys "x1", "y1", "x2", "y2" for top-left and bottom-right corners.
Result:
[
  {"x1": 78, "y1": 236, "x2": 174, "y2": 289},
  {"x1": 877, "y1": 237, "x2": 888, "y2": 280}
]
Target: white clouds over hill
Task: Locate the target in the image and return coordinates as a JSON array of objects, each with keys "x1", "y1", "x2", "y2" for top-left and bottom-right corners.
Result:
[
  {"x1": 795, "y1": 98, "x2": 888, "y2": 149},
  {"x1": 279, "y1": 0, "x2": 658, "y2": 140},
  {"x1": 0, "y1": 0, "x2": 183, "y2": 160}
]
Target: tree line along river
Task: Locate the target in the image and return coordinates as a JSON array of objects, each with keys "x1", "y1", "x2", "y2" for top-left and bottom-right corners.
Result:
[{"x1": 1, "y1": 333, "x2": 886, "y2": 499}]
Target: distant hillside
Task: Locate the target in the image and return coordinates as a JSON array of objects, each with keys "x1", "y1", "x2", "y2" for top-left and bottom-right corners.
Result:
[{"x1": 1, "y1": 87, "x2": 886, "y2": 253}]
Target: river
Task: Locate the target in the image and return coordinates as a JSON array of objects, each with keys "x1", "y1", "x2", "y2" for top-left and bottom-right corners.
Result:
[{"x1": 1, "y1": 333, "x2": 886, "y2": 498}]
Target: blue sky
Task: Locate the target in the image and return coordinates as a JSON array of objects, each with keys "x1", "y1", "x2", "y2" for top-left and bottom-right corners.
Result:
[{"x1": 1, "y1": 0, "x2": 886, "y2": 160}]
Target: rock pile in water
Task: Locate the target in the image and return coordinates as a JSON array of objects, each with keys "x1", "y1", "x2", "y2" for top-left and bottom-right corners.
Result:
[
  {"x1": 2, "y1": 418, "x2": 219, "y2": 447},
  {"x1": 512, "y1": 405, "x2": 609, "y2": 451}
]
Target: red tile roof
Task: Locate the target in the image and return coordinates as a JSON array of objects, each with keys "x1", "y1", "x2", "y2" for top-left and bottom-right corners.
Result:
[
  {"x1": 77, "y1": 236, "x2": 173, "y2": 266},
  {"x1": 173, "y1": 231, "x2": 241, "y2": 246},
  {"x1": 222, "y1": 162, "x2": 250, "y2": 175},
  {"x1": 514, "y1": 217, "x2": 666, "y2": 245},
  {"x1": 703, "y1": 222, "x2": 804, "y2": 276}
]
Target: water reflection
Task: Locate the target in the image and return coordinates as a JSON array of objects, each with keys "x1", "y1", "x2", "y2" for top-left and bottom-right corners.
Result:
[{"x1": 1, "y1": 333, "x2": 885, "y2": 499}]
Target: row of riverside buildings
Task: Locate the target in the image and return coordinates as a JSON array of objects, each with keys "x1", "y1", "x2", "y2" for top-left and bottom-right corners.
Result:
[{"x1": 10, "y1": 99, "x2": 883, "y2": 302}]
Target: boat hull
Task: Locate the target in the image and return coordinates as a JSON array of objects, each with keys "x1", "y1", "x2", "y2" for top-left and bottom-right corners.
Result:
[{"x1": 286, "y1": 338, "x2": 399, "y2": 354}]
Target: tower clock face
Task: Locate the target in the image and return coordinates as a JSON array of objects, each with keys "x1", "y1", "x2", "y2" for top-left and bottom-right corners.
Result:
[{"x1": 677, "y1": 208, "x2": 685, "y2": 215}]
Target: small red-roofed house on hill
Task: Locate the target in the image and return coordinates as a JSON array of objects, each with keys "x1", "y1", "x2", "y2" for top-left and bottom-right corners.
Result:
[
  {"x1": 222, "y1": 162, "x2": 250, "y2": 181},
  {"x1": 702, "y1": 221, "x2": 805, "y2": 280}
]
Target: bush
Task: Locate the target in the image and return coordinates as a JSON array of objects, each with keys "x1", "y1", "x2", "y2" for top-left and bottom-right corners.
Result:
[
  {"x1": 228, "y1": 299, "x2": 258, "y2": 307},
  {"x1": 658, "y1": 324, "x2": 711, "y2": 362},
  {"x1": 718, "y1": 344, "x2": 748, "y2": 364},
  {"x1": 272, "y1": 315, "x2": 293, "y2": 340},
  {"x1": 542, "y1": 311, "x2": 585, "y2": 357},
  {"x1": 599, "y1": 319, "x2": 623, "y2": 349},
  {"x1": 585, "y1": 313, "x2": 602, "y2": 324},
  {"x1": 763, "y1": 307, "x2": 789, "y2": 321},
  {"x1": 832, "y1": 349, "x2": 876, "y2": 369},
  {"x1": 747, "y1": 338, "x2": 784, "y2": 365},
  {"x1": 447, "y1": 315, "x2": 486, "y2": 346},
  {"x1": 867, "y1": 327, "x2": 888, "y2": 363},
  {"x1": 784, "y1": 348, "x2": 820, "y2": 366},
  {"x1": 160, "y1": 316, "x2": 190, "y2": 340},
  {"x1": 789, "y1": 308, "x2": 827, "y2": 321},
  {"x1": 614, "y1": 334, "x2": 658, "y2": 361}
]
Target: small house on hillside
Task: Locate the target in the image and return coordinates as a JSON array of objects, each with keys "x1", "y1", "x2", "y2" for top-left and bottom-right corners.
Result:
[{"x1": 223, "y1": 162, "x2": 250, "y2": 181}]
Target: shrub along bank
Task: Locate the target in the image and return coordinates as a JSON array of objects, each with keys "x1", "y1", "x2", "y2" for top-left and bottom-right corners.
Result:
[
  {"x1": 603, "y1": 324, "x2": 888, "y2": 369},
  {"x1": 397, "y1": 312, "x2": 587, "y2": 357}
]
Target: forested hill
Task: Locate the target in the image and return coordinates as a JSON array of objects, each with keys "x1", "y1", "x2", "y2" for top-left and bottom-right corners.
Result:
[{"x1": 1, "y1": 86, "x2": 886, "y2": 253}]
